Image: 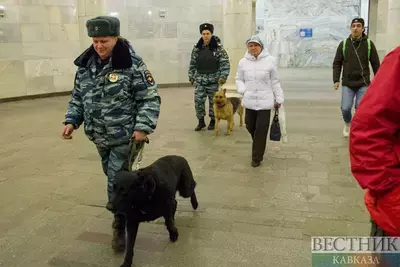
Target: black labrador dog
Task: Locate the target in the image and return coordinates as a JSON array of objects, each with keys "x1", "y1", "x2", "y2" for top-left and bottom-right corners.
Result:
[{"x1": 106, "y1": 155, "x2": 199, "y2": 267}]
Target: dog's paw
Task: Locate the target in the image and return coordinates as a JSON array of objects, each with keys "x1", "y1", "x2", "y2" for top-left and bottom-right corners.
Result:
[
  {"x1": 215, "y1": 131, "x2": 219, "y2": 136},
  {"x1": 169, "y1": 231, "x2": 179, "y2": 242}
]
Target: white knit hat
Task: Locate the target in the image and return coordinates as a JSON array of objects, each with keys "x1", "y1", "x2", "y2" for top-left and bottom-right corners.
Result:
[{"x1": 246, "y1": 35, "x2": 264, "y2": 49}]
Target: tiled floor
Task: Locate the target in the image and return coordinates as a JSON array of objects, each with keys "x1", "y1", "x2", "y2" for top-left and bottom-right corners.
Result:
[{"x1": 0, "y1": 68, "x2": 370, "y2": 267}]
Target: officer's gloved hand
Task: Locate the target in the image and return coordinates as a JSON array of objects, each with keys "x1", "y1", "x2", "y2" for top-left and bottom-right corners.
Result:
[{"x1": 218, "y1": 78, "x2": 226, "y2": 86}]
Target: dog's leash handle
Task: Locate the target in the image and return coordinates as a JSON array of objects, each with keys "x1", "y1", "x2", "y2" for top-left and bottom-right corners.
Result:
[
  {"x1": 129, "y1": 136, "x2": 150, "y2": 146},
  {"x1": 128, "y1": 136, "x2": 149, "y2": 172}
]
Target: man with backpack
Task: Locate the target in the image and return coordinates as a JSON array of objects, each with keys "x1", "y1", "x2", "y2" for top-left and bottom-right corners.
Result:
[{"x1": 332, "y1": 17, "x2": 380, "y2": 137}]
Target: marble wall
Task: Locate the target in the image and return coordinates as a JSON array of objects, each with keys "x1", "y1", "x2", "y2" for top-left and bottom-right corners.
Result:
[
  {"x1": 256, "y1": 0, "x2": 368, "y2": 68},
  {"x1": 0, "y1": 0, "x2": 224, "y2": 99},
  {"x1": 0, "y1": 0, "x2": 80, "y2": 99},
  {"x1": 100, "y1": 0, "x2": 224, "y2": 85}
]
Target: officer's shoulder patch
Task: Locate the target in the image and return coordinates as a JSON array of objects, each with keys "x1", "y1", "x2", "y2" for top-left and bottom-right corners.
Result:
[{"x1": 144, "y1": 70, "x2": 155, "y2": 86}]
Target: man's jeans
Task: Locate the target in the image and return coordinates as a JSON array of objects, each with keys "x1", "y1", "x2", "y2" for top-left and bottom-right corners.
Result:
[{"x1": 341, "y1": 86, "x2": 368, "y2": 123}]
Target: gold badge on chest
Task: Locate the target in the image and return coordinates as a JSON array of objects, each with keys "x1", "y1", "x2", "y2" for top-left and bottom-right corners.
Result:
[{"x1": 108, "y1": 73, "x2": 119, "y2": 83}]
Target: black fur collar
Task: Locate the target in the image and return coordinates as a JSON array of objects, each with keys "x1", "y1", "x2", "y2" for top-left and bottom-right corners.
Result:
[
  {"x1": 196, "y1": 35, "x2": 221, "y2": 50},
  {"x1": 74, "y1": 38, "x2": 133, "y2": 69}
]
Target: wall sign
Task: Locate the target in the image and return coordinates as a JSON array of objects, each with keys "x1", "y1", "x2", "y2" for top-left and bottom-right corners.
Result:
[{"x1": 299, "y1": 28, "x2": 312, "y2": 38}]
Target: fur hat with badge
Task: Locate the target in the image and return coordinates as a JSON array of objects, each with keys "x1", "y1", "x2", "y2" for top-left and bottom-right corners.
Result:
[
  {"x1": 199, "y1": 23, "x2": 214, "y2": 34},
  {"x1": 86, "y1": 16, "x2": 120, "y2": 37}
]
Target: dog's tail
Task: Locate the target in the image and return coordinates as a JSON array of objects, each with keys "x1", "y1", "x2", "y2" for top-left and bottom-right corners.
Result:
[{"x1": 177, "y1": 158, "x2": 197, "y2": 199}]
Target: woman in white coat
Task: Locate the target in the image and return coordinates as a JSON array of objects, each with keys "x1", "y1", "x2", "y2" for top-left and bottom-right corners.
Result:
[{"x1": 235, "y1": 35, "x2": 284, "y2": 167}]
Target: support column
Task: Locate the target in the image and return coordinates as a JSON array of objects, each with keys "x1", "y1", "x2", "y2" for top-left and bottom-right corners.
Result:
[
  {"x1": 222, "y1": 0, "x2": 255, "y2": 97},
  {"x1": 387, "y1": 0, "x2": 400, "y2": 52},
  {"x1": 368, "y1": 0, "x2": 378, "y2": 43}
]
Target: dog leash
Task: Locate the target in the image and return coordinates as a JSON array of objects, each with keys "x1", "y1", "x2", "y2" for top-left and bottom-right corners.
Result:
[{"x1": 128, "y1": 136, "x2": 149, "y2": 171}]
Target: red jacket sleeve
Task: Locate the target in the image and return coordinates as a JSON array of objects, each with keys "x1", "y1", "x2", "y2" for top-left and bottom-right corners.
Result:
[{"x1": 349, "y1": 46, "x2": 400, "y2": 197}]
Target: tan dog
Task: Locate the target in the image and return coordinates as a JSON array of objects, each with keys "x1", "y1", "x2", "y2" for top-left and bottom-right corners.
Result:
[{"x1": 213, "y1": 88, "x2": 244, "y2": 136}]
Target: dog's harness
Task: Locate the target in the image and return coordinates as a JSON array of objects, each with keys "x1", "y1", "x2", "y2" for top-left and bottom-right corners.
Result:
[{"x1": 128, "y1": 136, "x2": 149, "y2": 171}]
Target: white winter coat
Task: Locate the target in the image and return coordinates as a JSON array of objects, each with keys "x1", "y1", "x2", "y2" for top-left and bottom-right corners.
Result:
[{"x1": 235, "y1": 49, "x2": 284, "y2": 110}]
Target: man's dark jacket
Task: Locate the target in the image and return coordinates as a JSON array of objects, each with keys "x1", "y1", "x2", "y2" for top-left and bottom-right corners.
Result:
[{"x1": 333, "y1": 33, "x2": 380, "y2": 89}]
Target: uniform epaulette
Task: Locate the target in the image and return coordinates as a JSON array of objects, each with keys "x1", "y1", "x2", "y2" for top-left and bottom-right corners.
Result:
[{"x1": 131, "y1": 53, "x2": 143, "y2": 66}]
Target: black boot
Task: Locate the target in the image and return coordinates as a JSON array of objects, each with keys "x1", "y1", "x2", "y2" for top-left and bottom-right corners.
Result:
[
  {"x1": 194, "y1": 118, "x2": 206, "y2": 131},
  {"x1": 111, "y1": 214, "x2": 126, "y2": 253},
  {"x1": 207, "y1": 119, "x2": 215, "y2": 130}
]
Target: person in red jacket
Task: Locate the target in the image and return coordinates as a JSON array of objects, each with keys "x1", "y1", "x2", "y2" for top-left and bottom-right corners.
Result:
[{"x1": 349, "y1": 46, "x2": 400, "y2": 236}]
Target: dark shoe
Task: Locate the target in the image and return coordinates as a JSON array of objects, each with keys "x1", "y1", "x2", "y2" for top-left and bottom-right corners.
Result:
[
  {"x1": 194, "y1": 118, "x2": 206, "y2": 131},
  {"x1": 111, "y1": 215, "x2": 126, "y2": 253},
  {"x1": 251, "y1": 160, "x2": 261, "y2": 167},
  {"x1": 207, "y1": 119, "x2": 215, "y2": 130}
]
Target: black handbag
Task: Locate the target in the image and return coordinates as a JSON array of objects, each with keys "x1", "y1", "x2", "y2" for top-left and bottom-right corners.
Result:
[{"x1": 270, "y1": 109, "x2": 281, "y2": 141}]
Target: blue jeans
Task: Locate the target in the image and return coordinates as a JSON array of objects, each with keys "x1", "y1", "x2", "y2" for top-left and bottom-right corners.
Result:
[{"x1": 341, "y1": 86, "x2": 368, "y2": 123}]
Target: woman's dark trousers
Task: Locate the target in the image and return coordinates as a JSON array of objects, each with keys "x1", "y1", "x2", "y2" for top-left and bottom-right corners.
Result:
[{"x1": 245, "y1": 108, "x2": 271, "y2": 163}]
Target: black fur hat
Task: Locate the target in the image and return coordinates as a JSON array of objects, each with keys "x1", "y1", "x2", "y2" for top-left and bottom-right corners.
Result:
[
  {"x1": 86, "y1": 16, "x2": 120, "y2": 37},
  {"x1": 199, "y1": 23, "x2": 214, "y2": 34}
]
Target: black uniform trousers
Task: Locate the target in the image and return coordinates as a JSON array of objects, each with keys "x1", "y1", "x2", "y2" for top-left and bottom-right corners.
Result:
[{"x1": 245, "y1": 108, "x2": 271, "y2": 163}]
